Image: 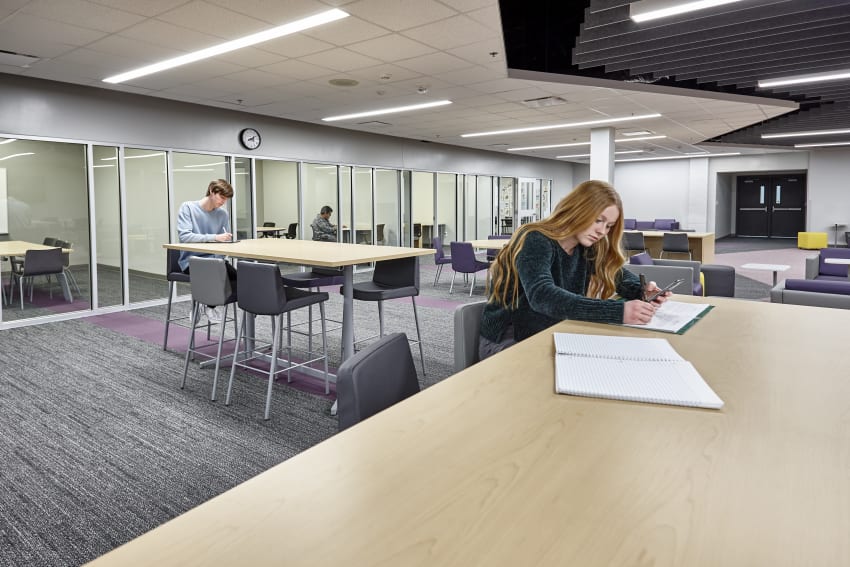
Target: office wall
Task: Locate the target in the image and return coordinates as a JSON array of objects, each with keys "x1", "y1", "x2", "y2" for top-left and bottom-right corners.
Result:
[
  {"x1": 0, "y1": 74, "x2": 573, "y2": 191},
  {"x1": 807, "y1": 150, "x2": 850, "y2": 243},
  {"x1": 613, "y1": 160, "x2": 692, "y2": 225},
  {"x1": 715, "y1": 174, "x2": 733, "y2": 238}
]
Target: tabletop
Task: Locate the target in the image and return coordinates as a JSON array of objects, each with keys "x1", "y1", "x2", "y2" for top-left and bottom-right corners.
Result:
[
  {"x1": 163, "y1": 238, "x2": 434, "y2": 266},
  {"x1": 0, "y1": 240, "x2": 72, "y2": 256},
  {"x1": 467, "y1": 238, "x2": 510, "y2": 249},
  {"x1": 87, "y1": 296, "x2": 850, "y2": 567},
  {"x1": 740, "y1": 262, "x2": 791, "y2": 270}
]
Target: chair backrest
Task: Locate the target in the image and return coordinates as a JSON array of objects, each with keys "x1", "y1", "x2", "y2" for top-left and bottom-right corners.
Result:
[
  {"x1": 373, "y1": 256, "x2": 419, "y2": 291},
  {"x1": 628, "y1": 251, "x2": 653, "y2": 265},
  {"x1": 376, "y1": 223, "x2": 385, "y2": 243},
  {"x1": 623, "y1": 218, "x2": 636, "y2": 230},
  {"x1": 263, "y1": 221, "x2": 275, "y2": 227},
  {"x1": 166, "y1": 248, "x2": 183, "y2": 275},
  {"x1": 818, "y1": 247, "x2": 850, "y2": 277},
  {"x1": 413, "y1": 223, "x2": 422, "y2": 237},
  {"x1": 54, "y1": 239, "x2": 72, "y2": 268},
  {"x1": 653, "y1": 218, "x2": 677, "y2": 230},
  {"x1": 188, "y1": 257, "x2": 234, "y2": 306},
  {"x1": 624, "y1": 264, "x2": 694, "y2": 293},
  {"x1": 623, "y1": 231, "x2": 645, "y2": 250},
  {"x1": 450, "y1": 241, "x2": 484, "y2": 273},
  {"x1": 433, "y1": 236, "x2": 446, "y2": 262},
  {"x1": 22, "y1": 247, "x2": 63, "y2": 277},
  {"x1": 311, "y1": 265, "x2": 344, "y2": 277},
  {"x1": 662, "y1": 232, "x2": 690, "y2": 253},
  {"x1": 453, "y1": 301, "x2": 486, "y2": 372},
  {"x1": 43, "y1": 237, "x2": 58, "y2": 246},
  {"x1": 236, "y1": 260, "x2": 288, "y2": 315},
  {"x1": 286, "y1": 223, "x2": 298, "y2": 238},
  {"x1": 337, "y1": 332, "x2": 420, "y2": 431}
]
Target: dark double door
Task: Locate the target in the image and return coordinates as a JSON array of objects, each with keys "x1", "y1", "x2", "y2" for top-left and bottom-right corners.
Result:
[{"x1": 736, "y1": 174, "x2": 806, "y2": 238}]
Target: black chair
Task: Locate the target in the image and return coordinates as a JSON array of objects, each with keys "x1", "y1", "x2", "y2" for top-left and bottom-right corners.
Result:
[
  {"x1": 337, "y1": 332, "x2": 420, "y2": 431},
  {"x1": 284, "y1": 222, "x2": 297, "y2": 239},
  {"x1": 226, "y1": 261, "x2": 330, "y2": 420},
  {"x1": 181, "y1": 257, "x2": 238, "y2": 401},
  {"x1": 280, "y1": 266, "x2": 345, "y2": 349},
  {"x1": 623, "y1": 231, "x2": 647, "y2": 255},
  {"x1": 349, "y1": 256, "x2": 425, "y2": 374},
  {"x1": 163, "y1": 249, "x2": 192, "y2": 351},
  {"x1": 449, "y1": 241, "x2": 489, "y2": 296},
  {"x1": 701, "y1": 264, "x2": 736, "y2": 297},
  {"x1": 53, "y1": 239, "x2": 82, "y2": 296},
  {"x1": 376, "y1": 223, "x2": 385, "y2": 245},
  {"x1": 660, "y1": 232, "x2": 692, "y2": 259},
  {"x1": 9, "y1": 247, "x2": 67, "y2": 310},
  {"x1": 432, "y1": 236, "x2": 452, "y2": 285}
]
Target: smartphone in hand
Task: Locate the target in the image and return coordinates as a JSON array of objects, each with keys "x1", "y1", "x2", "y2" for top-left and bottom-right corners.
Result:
[{"x1": 645, "y1": 278, "x2": 685, "y2": 302}]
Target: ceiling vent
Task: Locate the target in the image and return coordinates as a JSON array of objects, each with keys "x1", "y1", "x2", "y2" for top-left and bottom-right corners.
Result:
[
  {"x1": 0, "y1": 49, "x2": 40, "y2": 67},
  {"x1": 521, "y1": 96, "x2": 568, "y2": 108}
]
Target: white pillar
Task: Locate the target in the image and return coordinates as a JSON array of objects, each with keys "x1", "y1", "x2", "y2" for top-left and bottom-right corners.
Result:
[{"x1": 590, "y1": 127, "x2": 615, "y2": 183}]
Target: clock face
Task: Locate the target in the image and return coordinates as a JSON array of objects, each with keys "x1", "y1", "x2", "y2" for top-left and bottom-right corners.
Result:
[{"x1": 240, "y1": 128, "x2": 261, "y2": 150}]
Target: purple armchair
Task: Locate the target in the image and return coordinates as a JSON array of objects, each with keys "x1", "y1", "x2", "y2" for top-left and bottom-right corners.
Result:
[
  {"x1": 449, "y1": 241, "x2": 490, "y2": 296},
  {"x1": 432, "y1": 236, "x2": 452, "y2": 285},
  {"x1": 805, "y1": 248, "x2": 850, "y2": 281}
]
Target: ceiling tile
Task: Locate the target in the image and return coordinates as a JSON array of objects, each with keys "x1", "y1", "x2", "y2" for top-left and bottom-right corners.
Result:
[
  {"x1": 446, "y1": 39, "x2": 505, "y2": 66},
  {"x1": 257, "y1": 33, "x2": 336, "y2": 58},
  {"x1": 116, "y1": 18, "x2": 224, "y2": 53},
  {"x1": 257, "y1": 59, "x2": 336, "y2": 80},
  {"x1": 434, "y1": 65, "x2": 504, "y2": 85},
  {"x1": 299, "y1": 47, "x2": 383, "y2": 72},
  {"x1": 219, "y1": 69, "x2": 288, "y2": 89},
  {"x1": 0, "y1": 13, "x2": 105, "y2": 47},
  {"x1": 157, "y1": 1, "x2": 270, "y2": 38},
  {"x1": 21, "y1": 0, "x2": 145, "y2": 33},
  {"x1": 347, "y1": 34, "x2": 435, "y2": 61},
  {"x1": 86, "y1": 0, "x2": 189, "y2": 17},
  {"x1": 206, "y1": 0, "x2": 333, "y2": 24},
  {"x1": 403, "y1": 15, "x2": 493, "y2": 50},
  {"x1": 304, "y1": 15, "x2": 390, "y2": 46},
  {"x1": 465, "y1": 5, "x2": 501, "y2": 31},
  {"x1": 343, "y1": 0, "x2": 457, "y2": 31},
  {"x1": 395, "y1": 51, "x2": 473, "y2": 75},
  {"x1": 437, "y1": 0, "x2": 494, "y2": 11}
]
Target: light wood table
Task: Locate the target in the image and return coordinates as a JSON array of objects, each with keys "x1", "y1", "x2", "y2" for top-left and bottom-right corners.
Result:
[
  {"x1": 0, "y1": 240, "x2": 73, "y2": 316},
  {"x1": 467, "y1": 238, "x2": 510, "y2": 250},
  {"x1": 86, "y1": 297, "x2": 850, "y2": 566},
  {"x1": 163, "y1": 239, "x2": 434, "y2": 363},
  {"x1": 627, "y1": 230, "x2": 716, "y2": 263},
  {"x1": 256, "y1": 226, "x2": 286, "y2": 238}
]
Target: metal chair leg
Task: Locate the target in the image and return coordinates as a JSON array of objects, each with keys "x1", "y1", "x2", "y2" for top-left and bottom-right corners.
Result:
[{"x1": 411, "y1": 297, "x2": 426, "y2": 375}]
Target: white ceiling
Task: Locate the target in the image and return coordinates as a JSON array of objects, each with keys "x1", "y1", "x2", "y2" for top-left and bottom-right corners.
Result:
[{"x1": 0, "y1": 0, "x2": 798, "y2": 162}]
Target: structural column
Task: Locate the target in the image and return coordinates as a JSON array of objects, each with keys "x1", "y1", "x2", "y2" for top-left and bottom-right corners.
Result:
[{"x1": 589, "y1": 127, "x2": 615, "y2": 183}]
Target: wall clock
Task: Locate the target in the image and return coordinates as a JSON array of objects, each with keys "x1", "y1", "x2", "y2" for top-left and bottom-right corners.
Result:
[{"x1": 239, "y1": 128, "x2": 261, "y2": 150}]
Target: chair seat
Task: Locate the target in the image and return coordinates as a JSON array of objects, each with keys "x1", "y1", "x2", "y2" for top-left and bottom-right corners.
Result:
[
  {"x1": 283, "y1": 286, "x2": 329, "y2": 311},
  {"x1": 435, "y1": 256, "x2": 452, "y2": 265},
  {"x1": 280, "y1": 271, "x2": 344, "y2": 288},
  {"x1": 349, "y1": 281, "x2": 418, "y2": 301}
]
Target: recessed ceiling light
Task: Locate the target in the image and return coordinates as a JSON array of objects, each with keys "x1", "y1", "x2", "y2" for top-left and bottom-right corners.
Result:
[
  {"x1": 461, "y1": 113, "x2": 661, "y2": 138},
  {"x1": 329, "y1": 78, "x2": 359, "y2": 87},
  {"x1": 103, "y1": 9, "x2": 349, "y2": 84},
  {"x1": 556, "y1": 150, "x2": 643, "y2": 159},
  {"x1": 631, "y1": 0, "x2": 743, "y2": 23},
  {"x1": 322, "y1": 100, "x2": 452, "y2": 122},
  {"x1": 759, "y1": 69, "x2": 850, "y2": 88},
  {"x1": 794, "y1": 141, "x2": 850, "y2": 148},
  {"x1": 617, "y1": 152, "x2": 741, "y2": 162},
  {"x1": 614, "y1": 135, "x2": 666, "y2": 142},
  {"x1": 762, "y1": 128, "x2": 850, "y2": 139},
  {"x1": 620, "y1": 130, "x2": 653, "y2": 136}
]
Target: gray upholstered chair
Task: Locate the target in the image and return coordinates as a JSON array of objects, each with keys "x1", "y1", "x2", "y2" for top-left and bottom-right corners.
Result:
[
  {"x1": 337, "y1": 332, "x2": 420, "y2": 431},
  {"x1": 622, "y1": 231, "x2": 647, "y2": 255},
  {"x1": 701, "y1": 264, "x2": 736, "y2": 297},
  {"x1": 9, "y1": 247, "x2": 67, "y2": 309},
  {"x1": 163, "y1": 248, "x2": 192, "y2": 351},
  {"x1": 453, "y1": 301, "x2": 486, "y2": 373},
  {"x1": 181, "y1": 257, "x2": 238, "y2": 401},
  {"x1": 280, "y1": 265, "x2": 344, "y2": 349},
  {"x1": 660, "y1": 232, "x2": 692, "y2": 259},
  {"x1": 226, "y1": 260, "x2": 330, "y2": 420},
  {"x1": 349, "y1": 256, "x2": 425, "y2": 374}
]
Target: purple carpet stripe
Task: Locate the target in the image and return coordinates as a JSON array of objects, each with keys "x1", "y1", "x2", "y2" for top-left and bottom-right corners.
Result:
[{"x1": 87, "y1": 310, "x2": 336, "y2": 398}]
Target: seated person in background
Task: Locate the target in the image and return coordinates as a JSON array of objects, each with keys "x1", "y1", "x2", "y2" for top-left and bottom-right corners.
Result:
[
  {"x1": 479, "y1": 179, "x2": 670, "y2": 361},
  {"x1": 311, "y1": 205, "x2": 338, "y2": 242},
  {"x1": 177, "y1": 178, "x2": 237, "y2": 322}
]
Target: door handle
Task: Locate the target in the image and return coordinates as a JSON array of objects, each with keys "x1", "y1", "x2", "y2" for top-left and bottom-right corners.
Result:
[
  {"x1": 740, "y1": 207, "x2": 768, "y2": 211},
  {"x1": 772, "y1": 207, "x2": 802, "y2": 211}
]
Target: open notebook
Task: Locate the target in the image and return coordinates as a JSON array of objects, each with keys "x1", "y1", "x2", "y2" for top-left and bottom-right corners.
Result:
[{"x1": 554, "y1": 333, "x2": 723, "y2": 409}]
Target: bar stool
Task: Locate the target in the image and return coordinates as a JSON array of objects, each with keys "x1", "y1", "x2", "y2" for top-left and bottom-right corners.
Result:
[
  {"x1": 163, "y1": 249, "x2": 192, "y2": 351},
  {"x1": 348, "y1": 256, "x2": 425, "y2": 374},
  {"x1": 226, "y1": 261, "x2": 330, "y2": 420},
  {"x1": 181, "y1": 257, "x2": 238, "y2": 401},
  {"x1": 280, "y1": 266, "x2": 344, "y2": 350}
]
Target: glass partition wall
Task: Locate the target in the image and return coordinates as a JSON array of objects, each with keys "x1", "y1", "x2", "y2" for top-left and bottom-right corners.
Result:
[{"x1": 0, "y1": 133, "x2": 552, "y2": 326}]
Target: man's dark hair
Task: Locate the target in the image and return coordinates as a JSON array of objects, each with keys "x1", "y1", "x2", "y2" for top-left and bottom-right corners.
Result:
[{"x1": 320, "y1": 205, "x2": 333, "y2": 215}]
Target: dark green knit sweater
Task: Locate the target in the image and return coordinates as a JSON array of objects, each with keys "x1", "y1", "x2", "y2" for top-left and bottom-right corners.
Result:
[{"x1": 480, "y1": 231, "x2": 642, "y2": 343}]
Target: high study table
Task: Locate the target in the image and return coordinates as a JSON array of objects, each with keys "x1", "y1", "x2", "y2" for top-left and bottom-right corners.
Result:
[
  {"x1": 625, "y1": 230, "x2": 716, "y2": 263},
  {"x1": 87, "y1": 296, "x2": 850, "y2": 566},
  {"x1": 163, "y1": 238, "x2": 434, "y2": 363}
]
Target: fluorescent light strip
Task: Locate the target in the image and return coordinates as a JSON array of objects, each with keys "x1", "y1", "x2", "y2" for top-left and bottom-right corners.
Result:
[
  {"x1": 0, "y1": 138, "x2": 16, "y2": 145},
  {"x1": 0, "y1": 152, "x2": 34, "y2": 161},
  {"x1": 103, "y1": 9, "x2": 349, "y2": 84},
  {"x1": 762, "y1": 128, "x2": 850, "y2": 139},
  {"x1": 508, "y1": 135, "x2": 667, "y2": 152},
  {"x1": 322, "y1": 100, "x2": 452, "y2": 122},
  {"x1": 617, "y1": 152, "x2": 741, "y2": 162},
  {"x1": 556, "y1": 150, "x2": 643, "y2": 159},
  {"x1": 631, "y1": 0, "x2": 743, "y2": 23},
  {"x1": 461, "y1": 113, "x2": 661, "y2": 138},
  {"x1": 794, "y1": 141, "x2": 850, "y2": 148},
  {"x1": 759, "y1": 70, "x2": 850, "y2": 88}
]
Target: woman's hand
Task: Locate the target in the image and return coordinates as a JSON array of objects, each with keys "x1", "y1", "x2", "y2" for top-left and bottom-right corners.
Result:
[
  {"x1": 643, "y1": 280, "x2": 672, "y2": 305},
  {"x1": 623, "y1": 299, "x2": 657, "y2": 325}
]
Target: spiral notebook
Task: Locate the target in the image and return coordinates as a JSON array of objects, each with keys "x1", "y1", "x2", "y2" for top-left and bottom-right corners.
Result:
[{"x1": 554, "y1": 333, "x2": 723, "y2": 409}]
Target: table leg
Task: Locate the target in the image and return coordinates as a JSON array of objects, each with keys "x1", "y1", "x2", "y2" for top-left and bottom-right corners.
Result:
[
  {"x1": 331, "y1": 265, "x2": 355, "y2": 416},
  {"x1": 772, "y1": 271, "x2": 778, "y2": 286}
]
